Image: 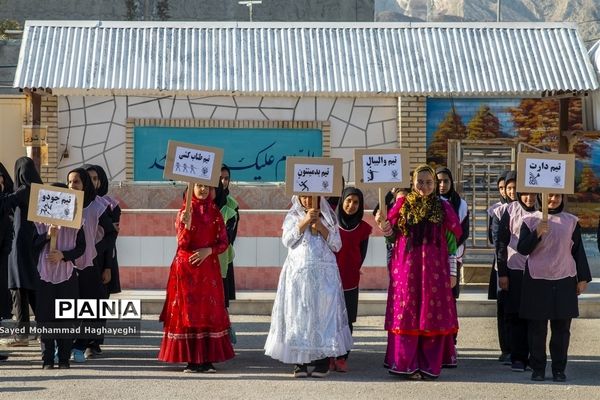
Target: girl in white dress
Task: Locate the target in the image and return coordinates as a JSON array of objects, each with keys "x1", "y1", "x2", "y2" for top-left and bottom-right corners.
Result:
[{"x1": 264, "y1": 195, "x2": 353, "y2": 378}]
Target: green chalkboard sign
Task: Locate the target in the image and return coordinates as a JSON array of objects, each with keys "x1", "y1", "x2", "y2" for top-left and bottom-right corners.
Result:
[{"x1": 134, "y1": 126, "x2": 323, "y2": 182}]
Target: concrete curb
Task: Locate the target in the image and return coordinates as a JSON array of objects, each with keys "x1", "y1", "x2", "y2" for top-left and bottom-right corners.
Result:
[{"x1": 114, "y1": 290, "x2": 600, "y2": 318}]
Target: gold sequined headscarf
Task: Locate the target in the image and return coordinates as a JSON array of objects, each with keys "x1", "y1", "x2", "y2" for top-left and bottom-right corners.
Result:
[{"x1": 397, "y1": 164, "x2": 444, "y2": 236}]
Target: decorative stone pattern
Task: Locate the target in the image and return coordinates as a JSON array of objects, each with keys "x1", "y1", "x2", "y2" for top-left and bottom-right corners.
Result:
[{"x1": 57, "y1": 95, "x2": 398, "y2": 183}]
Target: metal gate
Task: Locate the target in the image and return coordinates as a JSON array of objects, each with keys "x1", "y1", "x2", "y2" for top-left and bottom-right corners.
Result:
[{"x1": 447, "y1": 139, "x2": 517, "y2": 250}]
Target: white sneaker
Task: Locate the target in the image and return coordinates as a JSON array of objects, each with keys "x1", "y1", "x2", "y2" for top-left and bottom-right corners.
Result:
[{"x1": 0, "y1": 337, "x2": 29, "y2": 347}]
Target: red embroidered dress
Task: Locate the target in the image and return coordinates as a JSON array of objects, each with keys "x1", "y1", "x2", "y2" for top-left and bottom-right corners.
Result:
[{"x1": 158, "y1": 194, "x2": 234, "y2": 364}]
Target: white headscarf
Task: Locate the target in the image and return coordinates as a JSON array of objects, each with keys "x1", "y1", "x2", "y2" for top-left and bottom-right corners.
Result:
[{"x1": 287, "y1": 195, "x2": 338, "y2": 229}]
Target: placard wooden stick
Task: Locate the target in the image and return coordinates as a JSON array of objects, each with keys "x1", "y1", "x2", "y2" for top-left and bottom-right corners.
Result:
[
  {"x1": 378, "y1": 187, "x2": 387, "y2": 220},
  {"x1": 311, "y1": 195, "x2": 318, "y2": 235},
  {"x1": 49, "y1": 227, "x2": 57, "y2": 251},
  {"x1": 185, "y1": 183, "x2": 193, "y2": 230}
]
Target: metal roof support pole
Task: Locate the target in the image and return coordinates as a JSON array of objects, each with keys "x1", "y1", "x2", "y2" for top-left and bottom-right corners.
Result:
[
  {"x1": 558, "y1": 98, "x2": 570, "y2": 154},
  {"x1": 25, "y1": 91, "x2": 42, "y2": 173}
]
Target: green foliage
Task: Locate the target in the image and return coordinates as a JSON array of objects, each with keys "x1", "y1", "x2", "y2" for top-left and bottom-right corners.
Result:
[
  {"x1": 125, "y1": 0, "x2": 139, "y2": 21},
  {"x1": 156, "y1": 0, "x2": 170, "y2": 21},
  {"x1": 0, "y1": 19, "x2": 20, "y2": 40}
]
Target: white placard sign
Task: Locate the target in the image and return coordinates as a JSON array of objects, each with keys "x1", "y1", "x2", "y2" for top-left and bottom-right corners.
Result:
[
  {"x1": 523, "y1": 158, "x2": 567, "y2": 190},
  {"x1": 172, "y1": 146, "x2": 216, "y2": 180},
  {"x1": 361, "y1": 154, "x2": 402, "y2": 183},
  {"x1": 37, "y1": 189, "x2": 77, "y2": 221},
  {"x1": 293, "y1": 163, "x2": 335, "y2": 194},
  {"x1": 28, "y1": 184, "x2": 84, "y2": 229}
]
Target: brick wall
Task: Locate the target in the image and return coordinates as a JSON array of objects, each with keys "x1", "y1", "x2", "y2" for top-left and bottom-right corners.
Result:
[
  {"x1": 398, "y1": 96, "x2": 427, "y2": 170},
  {"x1": 40, "y1": 94, "x2": 58, "y2": 183}
]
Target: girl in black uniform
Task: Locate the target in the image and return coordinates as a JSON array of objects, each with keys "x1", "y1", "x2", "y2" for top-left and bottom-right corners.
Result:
[{"x1": 517, "y1": 193, "x2": 591, "y2": 382}]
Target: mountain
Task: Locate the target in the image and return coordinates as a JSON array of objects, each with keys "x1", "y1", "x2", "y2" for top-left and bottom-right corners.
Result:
[{"x1": 375, "y1": 0, "x2": 600, "y2": 47}]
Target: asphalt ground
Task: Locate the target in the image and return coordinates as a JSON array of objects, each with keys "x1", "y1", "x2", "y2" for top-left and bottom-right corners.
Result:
[{"x1": 1, "y1": 316, "x2": 599, "y2": 400}]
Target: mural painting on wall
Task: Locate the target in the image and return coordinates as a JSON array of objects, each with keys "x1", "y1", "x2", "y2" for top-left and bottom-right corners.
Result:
[
  {"x1": 426, "y1": 98, "x2": 599, "y2": 228},
  {"x1": 134, "y1": 127, "x2": 323, "y2": 182}
]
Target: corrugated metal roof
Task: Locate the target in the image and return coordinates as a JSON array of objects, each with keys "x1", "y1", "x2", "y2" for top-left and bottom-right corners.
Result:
[
  {"x1": 13, "y1": 21, "x2": 599, "y2": 96},
  {"x1": 590, "y1": 40, "x2": 600, "y2": 77}
]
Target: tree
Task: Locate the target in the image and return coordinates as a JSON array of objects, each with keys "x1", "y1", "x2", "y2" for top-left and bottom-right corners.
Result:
[
  {"x1": 508, "y1": 99, "x2": 559, "y2": 148},
  {"x1": 508, "y1": 98, "x2": 586, "y2": 158},
  {"x1": 155, "y1": 0, "x2": 170, "y2": 21},
  {"x1": 427, "y1": 107, "x2": 466, "y2": 166},
  {"x1": 466, "y1": 104, "x2": 501, "y2": 140},
  {"x1": 0, "y1": 19, "x2": 20, "y2": 40},
  {"x1": 577, "y1": 164, "x2": 600, "y2": 192}
]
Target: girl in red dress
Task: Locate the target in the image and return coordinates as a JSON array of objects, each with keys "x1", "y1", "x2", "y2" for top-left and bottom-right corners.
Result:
[
  {"x1": 333, "y1": 187, "x2": 372, "y2": 372},
  {"x1": 158, "y1": 183, "x2": 234, "y2": 373}
]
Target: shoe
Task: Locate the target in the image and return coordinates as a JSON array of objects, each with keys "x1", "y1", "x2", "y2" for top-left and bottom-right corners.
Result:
[
  {"x1": 293, "y1": 364, "x2": 309, "y2": 378},
  {"x1": 311, "y1": 365, "x2": 330, "y2": 378},
  {"x1": 498, "y1": 353, "x2": 511, "y2": 365},
  {"x1": 84, "y1": 348, "x2": 94, "y2": 359},
  {"x1": 334, "y1": 358, "x2": 348, "y2": 373},
  {"x1": 511, "y1": 361, "x2": 526, "y2": 372},
  {"x1": 531, "y1": 371, "x2": 545, "y2": 381},
  {"x1": 42, "y1": 363, "x2": 55, "y2": 369},
  {"x1": 552, "y1": 371, "x2": 566, "y2": 382},
  {"x1": 71, "y1": 349, "x2": 86, "y2": 363},
  {"x1": 58, "y1": 362, "x2": 70, "y2": 369},
  {"x1": 407, "y1": 372, "x2": 422, "y2": 380},
  {"x1": 0, "y1": 354, "x2": 8, "y2": 361},
  {"x1": 0, "y1": 337, "x2": 29, "y2": 347},
  {"x1": 329, "y1": 357, "x2": 336, "y2": 371},
  {"x1": 201, "y1": 363, "x2": 216, "y2": 373},
  {"x1": 183, "y1": 363, "x2": 200, "y2": 373},
  {"x1": 420, "y1": 372, "x2": 438, "y2": 380},
  {"x1": 90, "y1": 343, "x2": 102, "y2": 355}
]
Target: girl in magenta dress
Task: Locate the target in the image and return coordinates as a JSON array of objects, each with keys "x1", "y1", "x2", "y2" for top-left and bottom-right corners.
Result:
[
  {"x1": 376, "y1": 165, "x2": 462, "y2": 379},
  {"x1": 158, "y1": 183, "x2": 234, "y2": 373}
]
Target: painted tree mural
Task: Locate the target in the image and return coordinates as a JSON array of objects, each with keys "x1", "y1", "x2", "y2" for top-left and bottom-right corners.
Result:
[
  {"x1": 466, "y1": 105, "x2": 501, "y2": 140},
  {"x1": 578, "y1": 164, "x2": 600, "y2": 192},
  {"x1": 427, "y1": 108, "x2": 466, "y2": 166},
  {"x1": 426, "y1": 97, "x2": 598, "y2": 229}
]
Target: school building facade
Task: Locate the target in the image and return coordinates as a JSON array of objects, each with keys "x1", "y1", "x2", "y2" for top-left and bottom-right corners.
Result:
[{"x1": 11, "y1": 21, "x2": 599, "y2": 289}]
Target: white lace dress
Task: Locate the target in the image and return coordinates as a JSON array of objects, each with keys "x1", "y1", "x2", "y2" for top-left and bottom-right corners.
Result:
[{"x1": 264, "y1": 197, "x2": 353, "y2": 364}]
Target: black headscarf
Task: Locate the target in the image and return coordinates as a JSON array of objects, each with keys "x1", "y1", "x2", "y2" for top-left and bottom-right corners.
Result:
[
  {"x1": 337, "y1": 187, "x2": 364, "y2": 230},
  {"x1": 517, "y1": 192, "x2": 537, "y2": 212},
  {"x1": 14, "y1": 156, "x2": 42, "y2": 188},
  {"x1": 213, "y1": 180, "x2": 227, "y2": 209},
  {"x1": 538, "y1": 194, "x2": 564, "y2": 215},
  {"x1": 435, "y1": 166, "x2": 462, "y2": 215},
  {"x1": 0, "y1": 162, "x2": 14, "y2": 194},
  {"x1": 497, "y1": 170, "x2": 508, "y2": 204},
  {"x1": 84, "y1": 164, "x2": 109, "y2": 196},
  {"x1": 503, "y1": 170, "x2": 517, "y2": 203},
  {"x1": 67, "y1": 168, "x2": 96, "y2": 207},
  {"x1": 221, "y1": 164, "x2": 231, "y2": 196}
]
